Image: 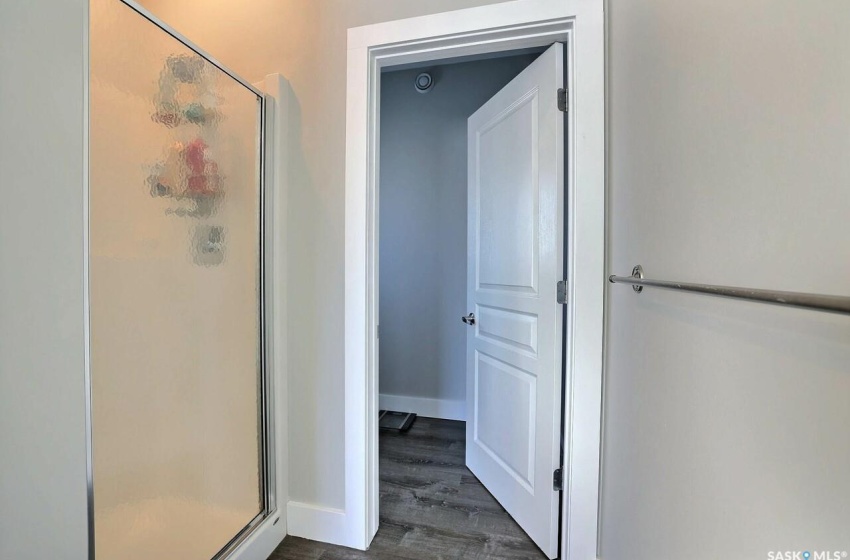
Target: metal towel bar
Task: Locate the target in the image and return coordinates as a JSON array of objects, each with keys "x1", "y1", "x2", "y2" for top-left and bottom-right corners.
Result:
[{"x1": 608, "y1": 265, "x2": 850, "y2": 316}]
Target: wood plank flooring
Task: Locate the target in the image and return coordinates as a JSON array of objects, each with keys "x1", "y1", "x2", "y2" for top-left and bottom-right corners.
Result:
[{"x1": 269, "y1": 417, "x2": 548, "y2": 560}]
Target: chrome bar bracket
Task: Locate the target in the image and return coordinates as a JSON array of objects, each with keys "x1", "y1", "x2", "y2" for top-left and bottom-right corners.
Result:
[{"x1": 630, "y1": 265, "x2": 644, "y2": 293}]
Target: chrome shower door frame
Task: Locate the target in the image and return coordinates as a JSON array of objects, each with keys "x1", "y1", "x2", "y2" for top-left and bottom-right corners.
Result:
[{"x1": 84, "y1": 2, "x2": 277, "y2": 559}]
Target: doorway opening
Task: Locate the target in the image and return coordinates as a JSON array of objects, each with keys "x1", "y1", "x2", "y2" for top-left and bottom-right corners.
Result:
[{"x1": 377, "y1": 50, "x2": 550, "y2": 558}]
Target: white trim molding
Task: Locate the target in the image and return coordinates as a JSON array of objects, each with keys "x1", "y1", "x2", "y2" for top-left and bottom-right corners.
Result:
[
  {"x1": 344, "y1": 1, "x2": 605, "y2": 557},
  {"x1": 379, "y1": 394, "x2": 466, "y2": 422},
  {"x1": 285, "y1": 503, "x2": 349, "y2": 548}
]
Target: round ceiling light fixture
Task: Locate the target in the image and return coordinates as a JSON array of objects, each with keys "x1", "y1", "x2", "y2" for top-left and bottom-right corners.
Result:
[{"x1": 414, "y1": 72, "x2": 434, "y2": 94}]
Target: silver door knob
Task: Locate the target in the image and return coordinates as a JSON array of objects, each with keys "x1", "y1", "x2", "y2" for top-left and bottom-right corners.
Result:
[{"x1": 461, "y1": 313, "x2": 475, "y2": 325}]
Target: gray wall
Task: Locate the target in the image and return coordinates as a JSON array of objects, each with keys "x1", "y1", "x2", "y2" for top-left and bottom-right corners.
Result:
[
  {"x1": 378, "y1": 56, "x2": 537, "y2": 413},
  {"x1": 0, "y1": 1, "x2": 90, "y2": 558},
  {"x1": 140, "y1": 1, "x2": 850, "y2": 555}
]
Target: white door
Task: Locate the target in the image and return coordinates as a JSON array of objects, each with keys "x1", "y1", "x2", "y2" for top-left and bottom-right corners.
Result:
[{"x1": 465, "y1": 43, "x2": 564, "y2": 559}]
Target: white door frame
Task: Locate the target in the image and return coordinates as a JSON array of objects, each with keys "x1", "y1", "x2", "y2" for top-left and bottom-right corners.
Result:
[{"x1": 343, "y1": 1, "x2": 605, "y2": 558}]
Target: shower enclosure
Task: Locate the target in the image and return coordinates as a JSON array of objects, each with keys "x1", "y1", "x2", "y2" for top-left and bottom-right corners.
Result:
[{"x1": 88, "y1": 1, "x2": 273, "y2": 558}]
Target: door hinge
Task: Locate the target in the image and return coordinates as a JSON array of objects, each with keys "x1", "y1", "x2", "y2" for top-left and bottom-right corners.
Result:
[
  {"x1": 557, "y1": 87, "x2": 567, "y2": 112},
  {"x1": 553, "y1": 468, "x2": 563, "y2": 491},
  {"x1": 557, "y1": 280, "x2": 568, "y2": 304}
]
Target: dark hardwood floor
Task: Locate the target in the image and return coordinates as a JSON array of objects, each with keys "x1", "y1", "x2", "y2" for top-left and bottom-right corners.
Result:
[{"x1": 269, "y1": 417, "x2": 548, "y2": 560}]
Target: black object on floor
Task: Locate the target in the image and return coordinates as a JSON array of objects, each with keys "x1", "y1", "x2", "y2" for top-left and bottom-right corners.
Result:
[{"x1": 378, "y1": 409, "x2": 416, "y2": 432}]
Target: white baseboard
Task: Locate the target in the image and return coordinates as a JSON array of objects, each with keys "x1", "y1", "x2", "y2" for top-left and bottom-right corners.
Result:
[
  {"x1": 286, "y1": 501, "x2": 361, "y2": 549},
  {"x1": 379, "y1": 393, "x2": 466, "y2": 421}
]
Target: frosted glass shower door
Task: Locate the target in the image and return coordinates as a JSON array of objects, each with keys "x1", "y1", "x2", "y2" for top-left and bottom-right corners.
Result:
[{"x1": 89, "y1": 1, "x2": 266, "y2": 559}]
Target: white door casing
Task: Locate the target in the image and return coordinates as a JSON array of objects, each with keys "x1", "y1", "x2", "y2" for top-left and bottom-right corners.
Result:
[
  {"x1": 344, "y1": 2, "x2": 604, "y2": 556},
  {"x1": 465, "y1": 43, "x2": 564, "y2": 559}
]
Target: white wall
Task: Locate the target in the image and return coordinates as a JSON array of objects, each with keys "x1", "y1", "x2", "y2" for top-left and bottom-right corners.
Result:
[
  {"x1": 0, "y1": 2, "x2": 90, "y2": 559},
  {"x1": 602, "y1": 0, "x2": 850, "y2": 558},
  {"x1": 378, "y1": 55, "x2": 536, "y2": 420},
  {"x1": 137, "y1": 0, "x2": 850, "y2": 555},
  {"x1": 139, "y1": 0, "x2": 515, "y2": 512}
]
